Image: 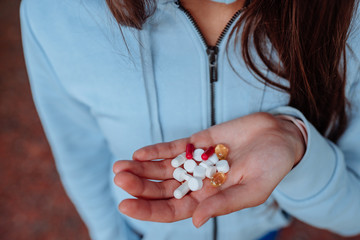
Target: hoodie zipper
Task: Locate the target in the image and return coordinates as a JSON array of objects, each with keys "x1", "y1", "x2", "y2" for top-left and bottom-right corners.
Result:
[
  {"x1": 174, "y1": 1, "x2": 244, "y2": 240},
  {"x1": 175, "y1": 0, "x2": 243, "y2": 127}
]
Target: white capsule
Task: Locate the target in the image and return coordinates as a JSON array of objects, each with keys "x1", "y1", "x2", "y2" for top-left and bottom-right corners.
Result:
[
  {"x1": 171, "y1": 152, "x2": 187, "y2": 168},
  {"x1": 216, "y1": 160, "x2": 230, "y2": 173},
  {"x1": 173, "y1": 168, "x2": 191, "y2": 182},
  {"x1": 193, "y1": 165, "x2": 206, "y2": 179},
  {"x1": 205, "y1": 166, "x2": 217, "y2": 178},
  {"x1": 184, "y1": 159, "x2": 197, "y2": 173},
  {"x1": 208, "y1": 154, "x2": 219, "y2": 164},
  {"x1": 193, "y1": 149, "x2": 205, "y2": 161},
  {"x1": 188, "y1": 177, "x2": 203, "y2": 191},
  {"x1": 174, "y1": 181, "x2": 190, "y2": 199}
]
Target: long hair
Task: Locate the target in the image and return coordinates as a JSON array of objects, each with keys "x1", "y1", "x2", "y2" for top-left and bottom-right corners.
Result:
[{"x1": 106, "y1": 0, "x2": 358, "y2": 142}]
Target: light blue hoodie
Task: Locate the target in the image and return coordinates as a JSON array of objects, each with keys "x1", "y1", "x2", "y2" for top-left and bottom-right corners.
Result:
[{"x1": 20, "y1": 0, "x2": 360, "y2": 239}]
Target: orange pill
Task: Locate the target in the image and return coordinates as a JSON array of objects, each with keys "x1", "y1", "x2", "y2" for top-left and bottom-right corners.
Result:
[
  {"x1": 215, "y1": 144, "x2": 229, "y2": 160},
  {"x1": 210, "y1": 172, "x2": 226, "y2": 187}
]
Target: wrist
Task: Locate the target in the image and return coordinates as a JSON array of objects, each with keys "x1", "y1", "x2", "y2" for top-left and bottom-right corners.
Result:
[{"x1": 274, "y1": 115, "x2": 307, "y2": 167}]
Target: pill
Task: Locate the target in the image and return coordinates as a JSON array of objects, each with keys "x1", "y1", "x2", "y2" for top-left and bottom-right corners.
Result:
[
  {"x1": 207, "y1": 154, "x2": 219, "y2": 164},
  {"x1": 201, "y1": 146, "x2": 215, "y2": 160},
  {"x1": 188, "y1": 177, "x2": 203, "y2": 191},
  {"x1": 184, "y1": 159, "x2": 197, "y2": 173},
  {"x1": 199, "y1": 162, "x2": 216, "y2": 178},
  {"x1": 215, "y1": 144, "x2": 229, "y2": 160},
  {"x1": 199, "y1": 161, "x2": 212, "y2": 168},
  {"x1": 193, "y1": 165, "x2": 206, "y2": 179},
  {"x1": 205, "y1": 166, "x2": 217, "y2": 178},
  {"x1": 171, "y1": 152, "x2": 187, "y2": 168},
  {"x1": 193, "y1": 149, "x2": 205, "y2": 161},
  {"x1": 186, "y1": 143, "x2": 195, "y2": 159},
  {"x1": 174, "y1": 181, "x2": 190, "y2": 199},
  {"x1": 173, "y1": 168, "x2": 191, "y2": 182},
  {"x1": 216, "y1": 160, "x2": 230, "y2": 173},
  {"x1": 210, "y1": 172, "x2": 226, "y2": 187}
]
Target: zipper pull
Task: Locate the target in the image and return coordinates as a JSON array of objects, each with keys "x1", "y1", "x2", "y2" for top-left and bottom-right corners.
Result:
[{"x1": 206, "y1": 46, "x2": 219, "y2": 83}]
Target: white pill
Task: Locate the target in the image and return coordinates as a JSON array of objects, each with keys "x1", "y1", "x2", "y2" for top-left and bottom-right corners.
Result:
[
  {"x1": 188, "y1": 177, "x2": 203, "y2": 191},
  {"x1": 199, "y1": 161, "x2": 216, "y2": 178},
  {"x1": 171, "y1": 152, "x2": 187, "y2": 168},
  {"x1": 216, "y1": 160, "x2": 230, "y2": 173},
  {"x1": 193, "y1": 149, "x2": 205, "y2": 161},
  {"x1": 174, "y1": 181, "x2": 190, "y2": 199},
  {"x1": 199, "y1": 161, "x2": 213, "y2": 169},
  {"x1": 193, "y1": 165, "x2": 206, "y2": 179},
  {"x1": 184, "y1": 159, "x2": 197, "y2": 173},
  {"x1": 205, "y1": 166, "x2": 217, "y2": 178},
  {"x1": 208, "y1": 154, "x2": 219, "y2": 164},
  {"x1": 173, "y1": 168, "x2": 191, "y2": 182}
]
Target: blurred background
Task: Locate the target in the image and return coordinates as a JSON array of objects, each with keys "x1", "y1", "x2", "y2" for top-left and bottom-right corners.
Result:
[{"x1": 0, "y1": 0, "x2": 359, "y2": 239}]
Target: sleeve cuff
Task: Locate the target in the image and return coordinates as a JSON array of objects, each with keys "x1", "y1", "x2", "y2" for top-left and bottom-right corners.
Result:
[
  {"x1": 275, "y1": 114, "x2": 308, "y2": 145},
  {"x1": 268, "y1": 106, "x2": 337, "y2": 200}
]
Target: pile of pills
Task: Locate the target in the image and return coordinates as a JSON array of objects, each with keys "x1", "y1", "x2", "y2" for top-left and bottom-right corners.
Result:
[{"x1": 171, "y1": 143, "x2": 230, "y2": 199}]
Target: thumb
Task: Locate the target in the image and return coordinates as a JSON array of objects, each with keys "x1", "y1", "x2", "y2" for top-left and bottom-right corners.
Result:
[{"x1": 192, "y1": 183, "x2": 267, "y2": 228}]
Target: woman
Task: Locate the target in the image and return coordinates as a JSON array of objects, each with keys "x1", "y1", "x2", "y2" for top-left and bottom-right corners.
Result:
[{"x1": 21, "y1": 0, "x2": 360, "y2": 239}]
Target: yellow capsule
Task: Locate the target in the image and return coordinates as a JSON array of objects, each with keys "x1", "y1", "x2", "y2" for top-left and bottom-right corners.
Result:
[
  {"x1": 210, "y1": 172, "x2": 226, "y2": 187},
  {"x1": 215, "y1": 144, "x2": 229, "y2": 160}
]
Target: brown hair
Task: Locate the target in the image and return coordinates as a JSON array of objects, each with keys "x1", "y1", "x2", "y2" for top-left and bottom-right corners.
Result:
[{"x1": 106, "y1": 0, "x2": 358, "y2": 142}]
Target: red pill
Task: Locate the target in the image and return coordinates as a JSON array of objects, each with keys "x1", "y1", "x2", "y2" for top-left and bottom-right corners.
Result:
[
  {"x1": 186, "y1": 143, "x2": 195, "y2": 159},
  {"x1": 201, "y1": 146, "x2": 215, "y2": 160}
]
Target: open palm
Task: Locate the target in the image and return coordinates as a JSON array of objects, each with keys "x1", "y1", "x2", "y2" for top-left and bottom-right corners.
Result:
[{"x1": 113, "y1": 112, "x2": 304, "y2": 227}]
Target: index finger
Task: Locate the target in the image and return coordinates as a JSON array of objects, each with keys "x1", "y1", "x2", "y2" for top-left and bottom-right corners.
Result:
[{"x1": 133, "y1": 138, "x2": 190, "y2": 161}]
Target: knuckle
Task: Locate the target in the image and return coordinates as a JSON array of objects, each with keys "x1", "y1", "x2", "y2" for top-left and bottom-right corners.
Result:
[
  {"x1": 250, "y1": 112, "x2": 282, "y2": 134},
  {"x1": 158, "y1": 160, "x2": 167, "y2": 172},
  {"x1": 138, "y1": 179, "x2": 146, "y2": 197},
  {"x1": 153, "y1": 143, "x2": 162, "y2": 157},
  {"x1": 255, "y1": 112, "x2": 278, "y2": 126},
  {"x1": 190, "y1": 130, "x2": 214, "y2": 146},
  {"x1": 157, "y1": 182, "x2": 166, "y2": 198},
  {"x1": 189, "y1": 133, "x2": 199, "y2": 143},
  {"x1": 168, "y1": 141, "x2": 178, "y2": 157}
]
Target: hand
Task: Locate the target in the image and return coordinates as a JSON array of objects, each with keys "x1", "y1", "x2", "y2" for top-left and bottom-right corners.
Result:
[{"x1": 113, "y1": 112, "x2": 305, "y2": 227}]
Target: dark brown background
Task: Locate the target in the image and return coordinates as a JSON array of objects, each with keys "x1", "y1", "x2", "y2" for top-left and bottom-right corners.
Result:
[{"x1": 0, "y1": 0, "x2": 359, "y2": 239}]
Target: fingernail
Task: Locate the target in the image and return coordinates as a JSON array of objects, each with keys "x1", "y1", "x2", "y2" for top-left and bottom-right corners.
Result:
[
  {"x1": 196, "y1": 217, "x2": 210, "y2": 228},
  {"x1": 113, "y1": 164, "x2": 123, "y2": 174},
  {"x1": 132, "y1": 152, "x2": 139, "y2": 160}
]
